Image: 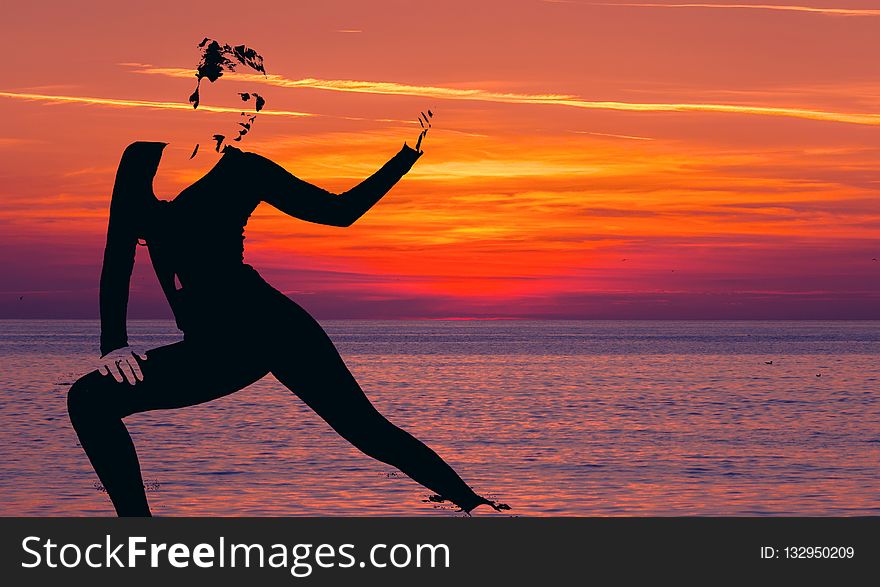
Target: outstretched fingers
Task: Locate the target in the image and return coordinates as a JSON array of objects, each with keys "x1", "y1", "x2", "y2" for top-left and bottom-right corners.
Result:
[{"x1": 414, "y1": 109, "x2": 433, "y2": 153}]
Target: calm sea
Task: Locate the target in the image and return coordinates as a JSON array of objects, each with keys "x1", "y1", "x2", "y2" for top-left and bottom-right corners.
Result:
[{"x1": 0, "y1": 320, "x2": 878, "y2": 516}]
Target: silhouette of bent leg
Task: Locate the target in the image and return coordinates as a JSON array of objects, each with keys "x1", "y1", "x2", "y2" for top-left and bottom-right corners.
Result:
[
  {"x1": 68, "y1": 372, "x2": 151, "y2": 516},
  {"x1": 67, "y1": 340, "x2": 269, "y2": 516}
]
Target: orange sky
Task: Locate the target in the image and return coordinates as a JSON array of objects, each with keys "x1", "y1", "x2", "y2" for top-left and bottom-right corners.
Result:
[{"x1": 1, "y1": 0, "x2": 879, "y2": 319}]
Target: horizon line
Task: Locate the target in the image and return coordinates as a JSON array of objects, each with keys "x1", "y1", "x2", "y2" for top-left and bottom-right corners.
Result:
[{"x1": 1, "y1": 317, "x2": 877, "y2": 321}]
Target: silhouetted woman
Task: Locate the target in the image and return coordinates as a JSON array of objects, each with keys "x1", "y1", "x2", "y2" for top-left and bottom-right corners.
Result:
[{"x1": 66, "y1": 42, "x2": 507, "y2": 517}]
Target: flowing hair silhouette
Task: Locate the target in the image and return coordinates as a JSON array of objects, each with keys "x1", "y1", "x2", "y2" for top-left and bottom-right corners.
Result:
[{"x1": 66, "y1": 39, "x2": 508, "y2": 516}]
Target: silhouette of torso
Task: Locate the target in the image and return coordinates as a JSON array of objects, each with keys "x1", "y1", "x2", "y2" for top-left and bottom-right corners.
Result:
[
  {"x1": 156, "y1": 147, "x2": 257, "y2": 284},
  {"x1": 99, "y1": 140, "x2": 417, "y2": 355},
  {"x1": 99, "y1": 142, "x2": 270, "y2": 354}
]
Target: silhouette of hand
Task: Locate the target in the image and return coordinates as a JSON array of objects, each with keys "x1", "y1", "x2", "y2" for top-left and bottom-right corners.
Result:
[
  {"x1": 413, "y1": 109, "x2": 433, "y2": 153},
  {"x1": 98, "y1": 346, "x2": 148, "y2": 385}
]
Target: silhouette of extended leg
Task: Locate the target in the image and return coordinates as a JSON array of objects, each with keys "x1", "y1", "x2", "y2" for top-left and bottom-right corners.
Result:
[
  {"x1": 267, "y1": 298, "x2": 490, "y2": 512},
  {"x1": 67, "y1": 340, "x2": 269, "y2": 516}
]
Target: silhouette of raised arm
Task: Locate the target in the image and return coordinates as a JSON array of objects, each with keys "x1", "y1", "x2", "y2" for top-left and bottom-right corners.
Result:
[{"x1": 248, "y1": 143, "x2": 422, "y2": 227}]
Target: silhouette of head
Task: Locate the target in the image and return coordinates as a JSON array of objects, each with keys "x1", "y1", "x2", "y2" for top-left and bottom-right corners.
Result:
[{"x1": 188, "y1": 38, "x2": 267, "y2": 158}]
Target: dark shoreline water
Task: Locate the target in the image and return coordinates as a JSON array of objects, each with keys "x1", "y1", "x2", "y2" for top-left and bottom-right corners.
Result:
[{"x1": 1, "y1": 320, "x2": 878, "y2": 516}]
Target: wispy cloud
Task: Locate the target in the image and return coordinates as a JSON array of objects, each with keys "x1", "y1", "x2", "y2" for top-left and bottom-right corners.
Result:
[
  {"x1": 583, "y1": 3, "x2": 880, "y2": 17},
  {"x1": 0, "y1": 137, "x2": 43, "y2": 147},
  {"x1": 0, "y1": 91, "x2": 314, "y2": 118},
  {"x1": 131, "y1": 66, "x2": 880, "y2": 126},
  {"x1": 571, "y1": 130, "x2": 655, "y2": 140}
]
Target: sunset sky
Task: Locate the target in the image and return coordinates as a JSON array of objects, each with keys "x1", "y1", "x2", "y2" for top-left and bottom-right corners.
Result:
[{"x1": 2, "y1": 0, "x2": 879, "y2": 319}]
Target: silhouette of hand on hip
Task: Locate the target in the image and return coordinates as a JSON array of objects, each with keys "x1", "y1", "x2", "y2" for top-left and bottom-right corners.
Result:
[{"x1": 98, "y1": 346, "x2": 149, "y2": 385}]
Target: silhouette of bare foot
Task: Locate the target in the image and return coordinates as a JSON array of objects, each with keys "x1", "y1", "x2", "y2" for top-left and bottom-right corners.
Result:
[
  {"x1": 462, "y1": 496, "x2": 511, "y2": 515},
  {"x1": 426, "y1": 494, "x2": 510, "y2": 515}
]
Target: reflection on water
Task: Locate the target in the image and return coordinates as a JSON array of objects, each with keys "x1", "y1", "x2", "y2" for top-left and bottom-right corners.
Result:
[{"x1": 0, "y1": 320, "x2": 878, "y2": 516}]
